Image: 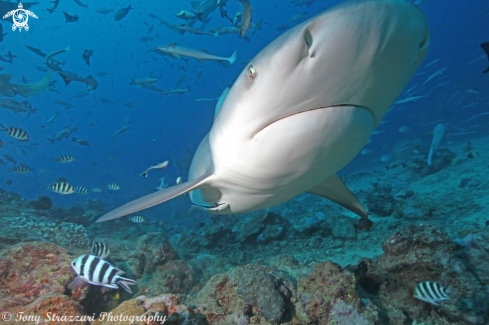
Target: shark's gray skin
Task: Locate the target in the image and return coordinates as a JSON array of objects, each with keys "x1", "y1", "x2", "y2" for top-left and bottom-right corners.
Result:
[
  {"x1": 97, "y1": 0, "x2": 429, "y2": 223},
  {"x1": 0, "y1": 71, "x2": 52, "y2": 97}
]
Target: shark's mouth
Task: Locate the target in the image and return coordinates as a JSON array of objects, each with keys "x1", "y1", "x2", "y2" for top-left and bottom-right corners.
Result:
[
  {"x1": 253, "y1": 104, "x2": 372, "y2": 138},
  {"x1": 192, "y1": 202, "x2": 229, "y2": 212}
]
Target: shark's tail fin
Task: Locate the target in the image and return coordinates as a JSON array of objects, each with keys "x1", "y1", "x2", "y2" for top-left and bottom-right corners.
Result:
[
  {"x1": 46, "y1": 137, "x2": 55, "y2": 144},
  {"x1": 58, "y1": 72, "x2": 74, "y2": 86},
  {"x1": 228, "y1": 50, "x2": 237, "y2": 65}
]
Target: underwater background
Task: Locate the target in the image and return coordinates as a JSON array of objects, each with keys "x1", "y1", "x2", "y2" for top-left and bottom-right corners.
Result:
[{"x1": 0, "y1": 0, "x2": 489, "y2": 324}]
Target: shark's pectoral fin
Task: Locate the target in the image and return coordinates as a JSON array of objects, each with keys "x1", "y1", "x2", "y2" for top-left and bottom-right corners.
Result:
[
  {"x1": 307, "y1": 173, "x2": 368, "y2": 219},
  {"x1": 96, "y1": 171, "x2": 213, "y2": 222}
]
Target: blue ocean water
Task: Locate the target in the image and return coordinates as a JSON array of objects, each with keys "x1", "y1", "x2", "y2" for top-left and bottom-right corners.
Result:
[{"x1": 0, "y1": 0, "x2": 487, "y2": 224}]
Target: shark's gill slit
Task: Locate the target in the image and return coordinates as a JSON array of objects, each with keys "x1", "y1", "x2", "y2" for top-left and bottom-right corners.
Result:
[{"x1": 304, "y1": 29, "x2": 313, "y2": 57}]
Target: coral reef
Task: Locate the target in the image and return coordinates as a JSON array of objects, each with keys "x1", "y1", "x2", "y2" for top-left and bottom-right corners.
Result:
[
  {"x1": 295, "y1": 261, "x2": 378, "y2": 324},
  {"x1": 0, "y1": 242, "x2": 87, "y2": 323},
  {"x1": 193, "y1": 264, "x2": 297, "y2": 324},
  {"x1": 28, "y1": 196, "x2": 52, "y2": 210},
  {"x1": 4, "y1": 215, "x2": 90, "y2": 248},
  {"x1": 126, "y1": 232, "x2": 179, "y2": 278},
  {"x1": 358, "y1": 224, "x2": 488, "y2": 324}
]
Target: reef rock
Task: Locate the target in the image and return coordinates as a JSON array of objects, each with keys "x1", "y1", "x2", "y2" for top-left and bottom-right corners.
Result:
[
  {"x1": 295, "y1": 261, "x2": 378, "y2": 324},
  {"x1": 137, "y1": 260, "x2": 195, "y2": 296},
  {"x1": 92, "y1": 299, "x2": 145, "y2": 325},
  {"x1": 188, "y1": 254, "x2": 235, "y2": 292},
  {"x1": 364, "y1": 224, "x2": 488, "y2": 324},
  {"x1": 126, "y1": 232, "x2": 179, "y2": 278},
  {"x1": 0, "y1": 242, "x2": 77, "y2": 311},
  {"x1": 268, "y1": 254, "x2": 311, "y2": 282},
  {"x1": 0, "y1": 242, "x2": 87, "y2": 323},
  {"x1": 28, "y1": 196, "x2": 52, "y2": 210},
  {"x1": 11, "y1": 293, "x2": 86, "y2": 325},
  {"x1": 193, "y1": 264, "x2": 297, "y2": 324}
]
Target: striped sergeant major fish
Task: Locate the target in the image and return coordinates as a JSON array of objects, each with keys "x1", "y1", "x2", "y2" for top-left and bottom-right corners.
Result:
[
  {"x1": 53, "y1": 155, "x2": 75, "y2": 163},
  {"x1": 68, "y1": 255, "x2": 136, "y2": 293},
  {"x1": 11, "y1": 165, "x2": 31, "y2": 173},
  {"x1": 74, "y1": 186, "x2": 89, "y2": 194},
  {"x1": 92, "y1": 187, "x2": 103, "y2": 192},
  {"x1": 46, "y1": 182, "x2": 75, "y2": 194},
  {"x1": 91, "y1": 242, "x2": 110, "y2": 259},
  {"x1": 104, "y1": 183, "x2": 120, "y2": 190},
  {"x1": 414, "y1": 281, "x2": 451, "y2": 306},
  {"x1": 0, "y1": 125, "x2": 30, "y2": 141},
  {"x1": 129, "y1": 215, "x2": 145, "y2": 223}
]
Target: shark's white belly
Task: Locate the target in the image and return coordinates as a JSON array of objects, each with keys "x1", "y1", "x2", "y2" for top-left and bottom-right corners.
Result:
[{"x1": 192, "y1": 105, "x2": 374, "y2": 214}]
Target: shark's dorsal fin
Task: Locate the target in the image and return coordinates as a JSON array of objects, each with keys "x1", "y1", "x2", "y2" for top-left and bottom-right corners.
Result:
[
  {"x1": 307, "y1": 173, "x2": 368, "y2": 219},
  {"x1": 96, "y1": 171, "x2": 213, "y2": 222}
]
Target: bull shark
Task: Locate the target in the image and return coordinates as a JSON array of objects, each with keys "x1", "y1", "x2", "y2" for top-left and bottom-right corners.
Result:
[
  {"x1": 0, "y1": 71, "x2": 52, "y2": 97},
  {"x1": 237, "y1": 0, "x2": 252, "y2": 38},
  {"x1": 156, "y1": 43, "x2": 237, "y2": 64},
  {"x1": 97, "y1": 0, "x2": 430, "y2": 224}
]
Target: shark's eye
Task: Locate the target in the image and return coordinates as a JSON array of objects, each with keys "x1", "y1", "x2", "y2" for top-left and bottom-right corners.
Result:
[{"x1": 247, "y1": 65, "x2": 256, "y2": 78}]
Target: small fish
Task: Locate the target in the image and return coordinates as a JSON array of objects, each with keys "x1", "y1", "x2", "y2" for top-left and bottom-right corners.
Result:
[
  {"x1": 0, "y1": 139, "x2": 3, "y2": 149},
  {"x1": 414, "y1": 281, "x2": 450, "y2": 306},
  {"x1": 39, "y1": 168, "x2": 51, "y2": 174},
  {"x1": 91, "y1": 242, "x2": 110, "y2": 259},
  {"x1": 62, "y1": 11, "x2": 79, "y2": 23},
  {"x1": 82, "y1": 49, "x2": 93, "y2": 67},
  {"x1": 96, "y1": 8, "x2": 114, "y2": 14},
  {"x1": 398, "y1": 126, "x2": 411, "y2": 132},
  {"x1": 422, "y1": 67, "x2": 447, "y2": 86},
  {"x1": 3, "y1": 154, "x2": 17, "y2": 164},
  {"x1": 46, "y1": 182, "x2": 75, "y2": 195},
  {"x1": 68, "y1": 255, "x2": 137, "y2": 293},
  {"x1": 72, "y1": 137, "x2": 90, "y2": 145},
  {"x1": 140, "y1": 161, "x2": 169, "y2": 177},
  {"x1": 361, "y1": 149, "x2": 374, "y2": 155},
  {"x1": 53, "y1": 155, "x2": 75, "y2": 163},
  {"x1": 11, "y1": 165, "x2": 31, "y2": 173},
  {"x1": 74, "y1": 0, "x2": 89, "y2": 9},
  {"x1": 394, "y1": 95, "x2": 428, "y2": 104},
  {"x1": 354, "y1": 218, "x2": 373, "y2": 231},
  {"x1": 0, "y1": 125, "x2": 29, "y2": 141},
  {"x1": 176, "y1": 10, "x2": 202, "y2": 21},
  {"x1": 74, "y1": 186, "x2": 89, "y2": 194},
  {"x1": 139, "y1": 36, "x2": 153, "y2": 42},
  {"x1": 92, "y1": 187, "x2": 103, "y2": 192},
  {"x1": 176, "y1": 176, "x2": 182, "y2": 184},
  {"x1": 129, "y1": 215, "x2": 145, "y2": 223},
  {"x1": 109, "y1": 125, "x2": 130, "y2": 138},
  {"x1": 114, "y1": 5, "x2": 133, "y2": 21},
  {"x1": 355, "y1": 261, "x2": 368, "y2": 278},
  {"x1": 107, "y1": 156, "x2": 115, "y2": 161},
  {"x1": 105, "y1": 183, "x2": 121, "y2": 190},
  {"x1": 47, "y1": 112, "x2": 59, "y2": 123},
  {"x1": 6, "y1": 179, "x2": 12, "y2": 185},
  {"x1": 380, "y1": 154, "x2": 392, "y2": 162}
]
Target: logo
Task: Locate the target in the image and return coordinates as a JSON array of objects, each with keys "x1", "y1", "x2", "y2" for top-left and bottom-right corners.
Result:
[{"x1": 2, "y1": 3, "x2": 38, "y2": 32}]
